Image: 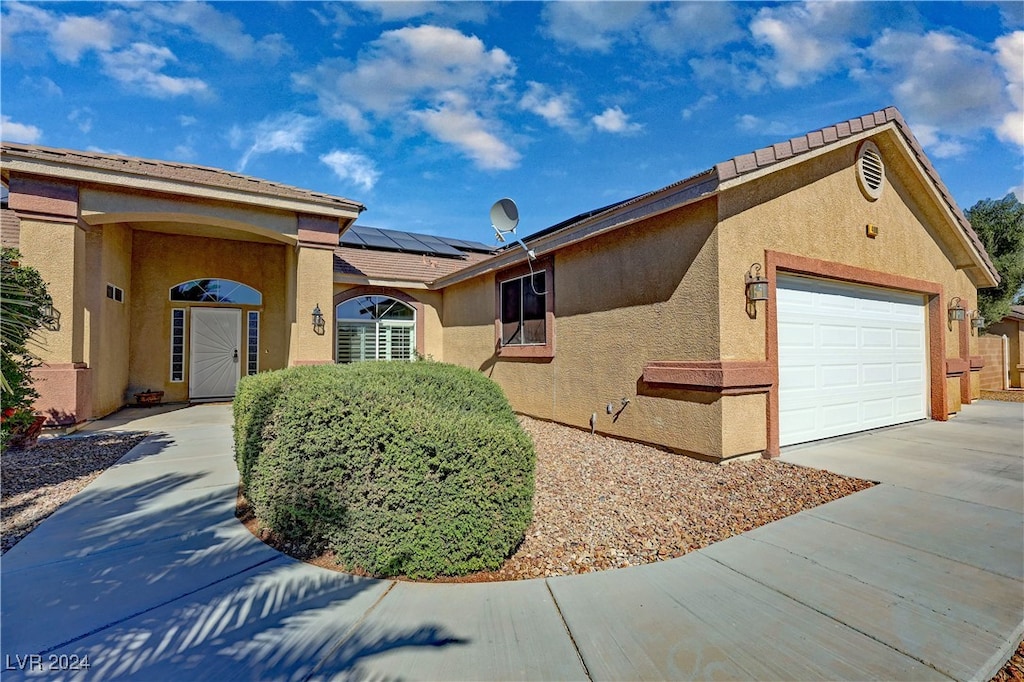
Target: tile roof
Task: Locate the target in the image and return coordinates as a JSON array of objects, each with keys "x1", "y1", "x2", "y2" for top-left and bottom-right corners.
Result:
[
  {"x1": 1008, "y1": 305, "x2": 1024, "y2": 321},
  {"x1": 1, "y1": 207, "x2": 19, "y2": 249},
  {"x1": 335, "y1": 246, "x2": 492, "y2": 284},
  {"x1": 1, "y1": 142, "x2": 364, "y2": 213}
]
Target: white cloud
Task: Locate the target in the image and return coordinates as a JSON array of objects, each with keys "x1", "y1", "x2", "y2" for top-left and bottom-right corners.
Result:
[
  {"x1": 540, "y1": 2, "x2": 650, "y2": 52},
  {"x1": 100, "y1": 43, "x2": 209, "y2": 98},
  {"x1": 751, "y1": 2, "x2": 868, "y2": 87},
  {"x1": 0, "y1": 116, "x2": 42, "y2": 143},
  {"x1": 519, "y1": 82, "x2": 578, "y2": 132},
  {"x1": 995, "y1": 31, "x2": 1024, "y2": 145},
  {"x1": 235, "y1": 112, "x2": 319, "y2": 170},
  {"x1": 867, "y1": 29, "x2": 1010, "y2": 138},
  {"x1": 646, "y1": 3, "x2": 743, "y2": 54},
  {"x1": 297, "y1": 25, "x2": 519, "y2": 170},
  {"x1": 682, "y1": 94, "x2": 717, "y2": 120},
  {"x1": 592, "y1": 106, "x2": 643, "y2": 134},
  {"x1": 139, "y1": 2, "x2": 290, "y2": 61},
  {"x1": 411, "y1": 93, "x2": 520, "y2": 170},
  {"x1": 68, "y1": 107, "x2": 93, "y2": 133},
  {"x1": 320, "y1": 150, "x2": 381, "y2": 192},
  {"x1": 913, "y1": 124, "x2": 971, "y2": 159},
  {"x1": 689, "y1": 55, "x2": 767, "y2": 93},
  {"x1": 735, "y1": 114, "x2": 792, "y2": 137},
  {"x1": 51, "y1": 15, "x2": 116, "y2": 62}
]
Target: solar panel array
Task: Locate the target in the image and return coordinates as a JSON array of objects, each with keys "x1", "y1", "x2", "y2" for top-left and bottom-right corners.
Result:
[{"x1": 340, "y1": 225, "x2": 493, "y2": 258}]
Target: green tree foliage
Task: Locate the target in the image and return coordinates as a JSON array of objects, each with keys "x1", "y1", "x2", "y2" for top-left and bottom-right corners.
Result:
[
  {"x1": 234, "y1": 362, "x2": 536, "y2": 579},
  {"x1": 966, "y1": 194, "x2": 1024, "y2": 326},
  {"x1": 1, "y1": 248, "x2": 50, "y2": 443}
]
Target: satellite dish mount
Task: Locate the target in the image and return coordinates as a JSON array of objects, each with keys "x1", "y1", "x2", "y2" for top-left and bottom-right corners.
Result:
[{"x1": 488, "y1": 197, "x2": 546, "y2": 295}]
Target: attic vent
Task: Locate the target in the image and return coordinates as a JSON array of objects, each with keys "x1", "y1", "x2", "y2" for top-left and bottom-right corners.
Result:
[{"x1": 857, "y1": 141, "x2": 885, "y2": 200}]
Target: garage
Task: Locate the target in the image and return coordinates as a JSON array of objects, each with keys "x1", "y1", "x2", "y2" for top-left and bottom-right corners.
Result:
[{"x1": 777, "y1": 274, "x2": 929, "y2": 446}]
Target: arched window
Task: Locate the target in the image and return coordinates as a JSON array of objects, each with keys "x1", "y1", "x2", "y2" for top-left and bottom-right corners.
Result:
[
  {"x1": 169, "y1": 279, "x2": 262, "y2": 305},
  {"x1": 336, "y1": 296, "x2": 415, "y2": 362}
]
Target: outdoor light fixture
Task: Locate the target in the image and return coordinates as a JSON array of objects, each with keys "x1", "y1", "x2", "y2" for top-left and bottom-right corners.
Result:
[
  {"x1": 312, "y1": 304, "x2": 324, "y2": 334},
  {"x1": 947, "y1": 297, "x2": 966, "y2": 330},
  {"x1": 40, "y1": 294, "x2": 60, "y2": 332},
  {"x1": 745, "y1": 263, "x2": 769, "y2": 318},
  {"x1": 971, "y1": 310, "x2": 985, "y2": 334}
]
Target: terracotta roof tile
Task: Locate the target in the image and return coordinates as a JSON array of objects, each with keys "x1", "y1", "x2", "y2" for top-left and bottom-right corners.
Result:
[
  {"x1": 1, "y1": 142, "x2": 364, "y2": 213},
  {"x1": 335, "y1": 247, "x2": 491, "y2": 284},
  {"x1": 807, "y1": 130, "x2": 825, "y2": 148},
  {"x1": 734, "y1": 153, "x2": 758, "y2": 173},
  {"x1": 773, "y1": 141, "x2": 794, "y2": 160},
  {"x1": 836, "y1": 121, "x2": 851, "y2": 137},
  {"x1": 849, "y1": 118, "x2": 864, "y2": 134},
  {"x1": 822, "y1": 126, "x2": 839, "y2": 144},
  {"x1": 754, "y1": 147, "x2": 776, "y2": 166}
]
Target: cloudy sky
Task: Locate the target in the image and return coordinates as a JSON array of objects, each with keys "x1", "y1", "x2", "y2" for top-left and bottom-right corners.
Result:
[{"x1": 2, "y1": 1, "x2": 1022, "y2": 243}]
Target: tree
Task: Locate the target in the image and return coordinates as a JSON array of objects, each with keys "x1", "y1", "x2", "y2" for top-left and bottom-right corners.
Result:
[
  {"x1": 965, "y1": 193, "x2": 1024, "y2": 327},
  {"x1": 1, "y1": 248, "x2": 50, "y2": 444}
]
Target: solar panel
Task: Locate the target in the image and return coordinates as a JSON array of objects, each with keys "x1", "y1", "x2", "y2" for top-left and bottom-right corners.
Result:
[{"x1": 341, "y1": 225, "x2": 491, "y2": 258}]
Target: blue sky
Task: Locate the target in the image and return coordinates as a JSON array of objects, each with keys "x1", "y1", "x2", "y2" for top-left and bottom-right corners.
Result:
[{"x1": 2, "y1": 1, "x2": 1022, "y2": 244}]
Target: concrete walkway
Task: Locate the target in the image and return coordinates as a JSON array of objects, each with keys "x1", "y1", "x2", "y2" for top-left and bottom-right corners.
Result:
[{"x1": 2, "y1": 401, "x2": 1021, "y2": 681}]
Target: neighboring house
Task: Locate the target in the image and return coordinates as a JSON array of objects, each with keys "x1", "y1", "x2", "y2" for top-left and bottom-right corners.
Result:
[
  {"x1": 0, "y1": 106, "x2": 1000, "y2": 461},
  {"x1": 983, "y1": 306, "x2": 1024, "y2": 389}
]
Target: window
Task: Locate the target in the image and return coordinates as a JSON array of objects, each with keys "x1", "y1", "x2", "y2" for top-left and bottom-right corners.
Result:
[
  {"x1": 169, "y1": 279, "x2": 262, "y2": 305},
  {"x1": 170, "y1": 309, "x2": 185, "y2": 382},
  {"x1": 501, "y1": 272, "x2": 546, "y2": 345},
  {"x1": 246, "y1": 311, "x2": 259, "y2": 376},
  {"x1": 106, "y1": 283, "x2": 124, "y2": 303},
  {"x1": 495, "y1": 256, "x2": 554, "y2": 358},
  {"x1": 336, "y1": 296, "x2": 415, "y2": 363}
]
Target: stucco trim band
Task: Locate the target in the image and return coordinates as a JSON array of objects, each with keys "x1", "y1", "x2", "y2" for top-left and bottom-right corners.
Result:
[
  {"x1": 642, "y1": 361, "x2": 773, "y2": 395},
  {"x1": 945, "y1": 358, "x2": 969, "y2": 377},
  {"x1": 8, "y1": 177, "x2": 79, "y2": 224},
  {"x1": 969, "y1": 355, "x2": 984, "y2": 370},
  {"x1": 764, "y1": 250, "x2": 947, "y2": 458},
  {"x1": 333, "y1": 285, "x2": 426, "y2": 358}
]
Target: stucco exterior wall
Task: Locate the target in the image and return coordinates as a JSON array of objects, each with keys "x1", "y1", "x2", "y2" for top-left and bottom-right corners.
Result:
[
  {"x1": 84, "y1": 223, "x2": 133, "y2": 417},
  {"x1": 716, "y1": 134, "x2": 981, "y2": 446},
  {"x1": 129, "y1": 231, "x2": 288, "y2": 402},
  {"x1": 444, "y1": 199, "x2": 727, "y2": 458}
]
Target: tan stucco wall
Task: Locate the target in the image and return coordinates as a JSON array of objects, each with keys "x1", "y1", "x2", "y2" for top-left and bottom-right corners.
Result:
[
  {"x1": 443, "y1": 199, "x2": 728, "y2": 458},
  {"x1": 84, "y1": 223, "x2": 133, "y2": 416},
  {"x1": 289, "y1": 246, "x2": 336, "y2": 365},
  {"x1": 129, "y1": 231, "x2": 288, "y2": 402},
  {"x1": 716, "y1": 134, "x2": 981, "y2": 428}
]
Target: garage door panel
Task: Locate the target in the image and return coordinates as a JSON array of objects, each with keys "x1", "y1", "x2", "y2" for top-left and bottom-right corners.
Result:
[{"x1": 778, "y1": 275, "x2": 928, "y2": 447}]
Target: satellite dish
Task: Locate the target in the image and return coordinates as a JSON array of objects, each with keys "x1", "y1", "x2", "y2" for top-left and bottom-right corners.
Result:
[{"x1": 490, "y1": 198, "x2": 519, "y2": 233}]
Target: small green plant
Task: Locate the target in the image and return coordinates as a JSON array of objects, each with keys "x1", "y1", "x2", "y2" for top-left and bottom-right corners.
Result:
[
  {"x1": 234, "y1": 362, "x2": 535, "y2": 578},
  {"x1": 1, "y1": 248, "x2": 50, "y2": 447}
]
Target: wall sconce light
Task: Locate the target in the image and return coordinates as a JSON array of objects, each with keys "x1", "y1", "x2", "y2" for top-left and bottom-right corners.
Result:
[
  {"x1": 947, "y1": 297, "x2": 966, "y2": 330},
  {"x1": 312, "y1": 304, "x2": 325, "y2": 334},
  {"x1": 971, "y1": 310, "x2": 985, "y2": 335},
  {"x1": 40, "y1": 294, "x2": 60, "y2": 332},
  {"x1": 745, "y1": 263, "x2": 769, "y2": 319}
]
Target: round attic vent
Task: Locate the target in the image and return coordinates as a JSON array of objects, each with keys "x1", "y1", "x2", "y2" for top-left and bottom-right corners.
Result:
[{"x1": 857, "y1": 141, "x2": 885, "y2": 200}]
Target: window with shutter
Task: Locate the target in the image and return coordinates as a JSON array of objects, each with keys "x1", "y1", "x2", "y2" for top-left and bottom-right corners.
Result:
[{"x1": 336, "y1": 296, "x2": 415, "y2": 362}]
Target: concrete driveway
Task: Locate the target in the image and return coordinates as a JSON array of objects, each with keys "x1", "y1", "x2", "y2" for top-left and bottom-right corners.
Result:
[{"x1": 1, "y1": 400, "x2": 1021, "y2": 681}]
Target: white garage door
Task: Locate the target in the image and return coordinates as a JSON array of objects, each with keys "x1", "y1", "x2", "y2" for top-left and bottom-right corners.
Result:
[{"x1": 777, "y1": 275, "x2": 928, "y2": 446}]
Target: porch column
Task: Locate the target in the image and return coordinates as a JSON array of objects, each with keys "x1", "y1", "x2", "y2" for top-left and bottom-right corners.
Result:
[
  {"x1": 8, "y1": 176, "x2": 93, "y2": 424},
  {"x1": 288, "y1": 214, "x2": 339, "y2": 366}
]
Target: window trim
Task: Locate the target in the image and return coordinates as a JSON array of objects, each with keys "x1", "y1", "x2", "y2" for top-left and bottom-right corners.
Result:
[
  {"x1": 106, "y1": 283, "x2": 124, "y2": 303},
  {"x1": 333, "y1": 287, "x2": 424, "y2": 362},
  {"x1": 494, "y1": 255, "x2": 555, "y2": 359}
]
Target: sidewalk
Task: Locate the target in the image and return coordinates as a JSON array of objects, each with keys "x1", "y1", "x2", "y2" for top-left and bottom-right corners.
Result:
[{"x1": 2, "y1": 401, "x2": 1021, "y2": 681}]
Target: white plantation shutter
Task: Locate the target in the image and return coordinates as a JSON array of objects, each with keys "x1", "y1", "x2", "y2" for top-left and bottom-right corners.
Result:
[
  {"x1": 380, "y1": 323, "x2": 413, "y2": 360},
  {"x1": 335, "y1": 296, "x2": 415, "y2": 363},
  {"x1": 337, "y1": 322, "x2": 374, "y2": 363}
]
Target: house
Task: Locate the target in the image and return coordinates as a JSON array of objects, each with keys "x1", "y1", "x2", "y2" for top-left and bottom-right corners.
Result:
[
  {"x1": 980, "y1": 305, "x2": 1024, "y2": 390},
  {"x1": 1, "y1": 106, "x2": 999, "y2": 461}
]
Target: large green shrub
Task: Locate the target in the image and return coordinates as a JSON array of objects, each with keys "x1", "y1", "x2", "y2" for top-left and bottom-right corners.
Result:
[{"x1": 234, "y1": 362, "x2": 535, "y2": 579}]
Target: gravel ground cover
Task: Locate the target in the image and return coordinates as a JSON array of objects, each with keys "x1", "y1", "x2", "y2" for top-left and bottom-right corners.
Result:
[
  {"x1": 243, "y1": 416, "x2": 876, "y2": 582},
  {"x1": 981, "y1": 390, "x2": 1024, "y2": 403},
  {"x1": 1, "y1": 431, "x2": 148, "y2": 554}
]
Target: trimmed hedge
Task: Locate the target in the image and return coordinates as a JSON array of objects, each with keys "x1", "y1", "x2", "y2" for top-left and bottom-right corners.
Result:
[{"x1": 233, "y1": 362, "x2": 535, "y2": 579}]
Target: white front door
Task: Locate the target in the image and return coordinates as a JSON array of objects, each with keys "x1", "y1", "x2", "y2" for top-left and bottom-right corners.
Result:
[
  {"x1": 777, "y1": 275, "x2": 928, "y2": 446},
  {"x1": 189, "y1": 308, "x2": 242, "y2": 400}
]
